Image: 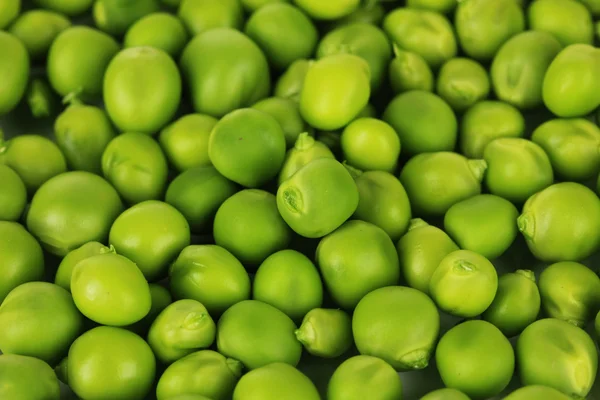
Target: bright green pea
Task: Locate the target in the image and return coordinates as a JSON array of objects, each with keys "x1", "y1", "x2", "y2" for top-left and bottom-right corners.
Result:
[
  {"x1": 278, "y1": 132, "x2": 335, "y2": 185},
  {"x1": 109, "y1": 200, "x2": 190, "y2": 281},
  {"x1": 400, "y1": 152, "x2": 486, "y2": 217},
  {"x1": 430, "y1": 250, "x2": 498, "y2": 318},
  {"x1": 528, "y1": 0, "x2": 593, "y2": 46},
  {"x1": 460, "y1": 100, "x2": 525, "y2": 158},
  {"x1": 482, "y1": 270, "x2": 541, "y2": 337},
  {"x1": 0, "y1": 165, "x2": 26, "y2": 222},
  {"x1": 0, "y1": 0, "x2": 20, "y2": 29},
  {"x1": 233, "y1": 363, "x2": 320, "y2": 400},
  {"x1": 47, "y1": 26, "x2": 119, "y2": 101},
  {"x1": 293, "y1": 0, "x2": 360, "y2": 20},
  {"x1": 127, "y1": 283, "x2": 172, "y2": 335},
  {"x1": 455, "y1": 0, "x2": 525, "y2": 61},
  {"x1": 93, "y1": 0, "x2": 159, "y2": 37},
  {"x1": 156, "y1": 350, "x2": 242, "y2": 400},
  {"x1": 0, "y1": 354, "x2": 60, "y2": 400},
  {"x1": 169, "y1": 245, "x2": 251, "y2": 316},
  {"x1": 504, "y1": 385, "x2": 571, "y2": 400},
  {"x1": 241, "y1": 0, "x2": 290, "y2": 11},
  {"x1": 55, "y1": 241, "x2": 111, "y2": 292},
  {"x1": 102, "y1": 132, "x2": 169, "y2": 204},
  {"x1": 178, "y1": 0, "x2": 243, "y2": 36},
  {"x1": 217, "y1": 300, "x2": 302, "y2": 369},
  {"x1": 518, "y1": 182, "x2": 600, "y2": 262},
  {"x1": 0, "y1": 282, "x2": 83, "y2": 365},
  {"x1": 407, "y1": 0, "x2": 456, "y2": 13},
  {"x1": 353, "y1": 286, "x2": 439, "y2": 370},
  {"x1": 0, "y1": 32, "x2": 29, "y2": 115},
  {"x1": 159, "y1": 114, "x2": 217, "y2": 172},
  {"x1": 274, "y1": 58, "x2": 310, "y2": 101},
  {"x1": 388, "y1": 48, "x2": 434, "y2": 94},
  {"x1": 8, "y1": 10, "x2": 71, "y2": 61},
  {"x1": 295, "y1": 308, "x2": 352, "y2": 358},
  {"x1": 436, "y1": 320, "x2": 514, "y2": 399},
  {"x1": 420, "y1": 388, "x2": 470, "y2": 400},
  {"x1": 328, "y1": 355, "x2": 403, "y2": 400},
  {"x1": 444, "y1": 194, "x2": 519, "y2": 259},
  {"x1": 436, "y1": 57, "x2": 490, "y2": 112},
  {"x1": 252, "y1": 97, "x2": 310, "y2": 148},
  {"x1": 341, "y1": 118, "x2": 400, "y2": 172},
  {"x1": 124, "y1": 13, "x2": 188, "y2": 58},
  {"x1": 35, "y1": 0, "x2": 92, "y2": 16},
  {"x1": 68, "y1": 326, "x2": 156, "y2": 400},
  {"x1": 517, "y1": 318, "x2": 598, "y2": 398},
  {"x1": 383, "y1": 91, "x2": 457, "y2": 156},
  {"x1": 253, "y1": 250, "x2": 323, "y2": 321}
]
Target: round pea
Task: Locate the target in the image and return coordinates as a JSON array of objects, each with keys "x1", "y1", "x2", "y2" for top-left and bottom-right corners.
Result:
[
  {"x1": 0, "y1": 32, "x2": 29, "y2": 115},
  {"x1": 430, "y1": 250, "x2": 498, "y2": 318},
  {"x1": 518, "y1": 182, "x2": 600, "y2": 262},
  {"x1": 278, "y1": 132, "x2": 335, "y2": 185},
  {"x1": 407, "y1": 0, "x2": 456, "y2": 13},
  {"x1": 341, "y1": 118, "x2": 400, "y2": 172},
  {"x1": 169, "y1": 245, "x2": 251, "y2": 316},
  {"x1": 124, "y1": 13, "x2": 188, "y2": 58},
  {"x1": 528, "y1": 0, "x2": 593, "y2": 46},
  {"x1": 383, "y1": 91, "x2": 457, "y2": 156},
  {"x1": 504, "y1": 385, "x2": 571, "y2": 400},
  {"x1": 274, "y1": 58, "x2": 310, "y2": 101},
  {"x1": 54, "y1": 242, "x2": 111, "y2": 291},
  {"x1": 293, "y1": 0, "x2": 360, "y2": 20},
  {"x1": 0, "y1": 0, "x2": 19, "y2": 29},
  {"x1": 102, "y1": 132, "x2": 169, "y2": 204},
  {"x1": 93, "y1": 0, "x2": 159, "y2": 37},
  {"x1": 420, "y1": 388, "x2": 470, "y2": 400},
  {"x1": 295, "y1": 308, "x2": 352, "y2": 358},
  {"x1": 8, "y1": 10, "x2": 71, "y2": 61},
  {"x1": 178, "y1": 0, "x2": 244, "y2": 36},
  {"x1": 233, "y1": 363, "x2": 320, "y2": 400},
  {"x1": 388, "y1": 49, "x2": 434, "y2": 94},
  {"x1": 0, "y1": 165, "x2": 26, "y2": 222},
  {"x1": 252, "y1": 97, "x2": 309, "y2": 148},
  {"x1": 436, "y1": 57, "x2": 490, "y2": 112},
  {"x1": 0, "y1": 354, "x2": 60, "y2": 400},
  {"x1": 109, "y1": 200, "x2": 190, "y2": 281}
]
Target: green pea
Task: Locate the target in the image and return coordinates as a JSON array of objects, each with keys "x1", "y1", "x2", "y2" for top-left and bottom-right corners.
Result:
[
  {"x1": 277, "y1": 158, "x2": 359, "y2": 238},
  {"x1": 400, "y1": 152, "x2": 486, "y2": 217},
  {"x1": 93, "y1": 0, "x2": 159, "y2": 37},
  {"x1": 504, "y1": 385, "x2": 571, "y2": 400},
  {"x1": 217, "y1": 300, "x2": 302, "y2": 369},
  {"x1": 252, "y1": 97, "x2": 310, "y2": 148},
  {"x1": 528, "y1": 0, "x2": 593, "y2": 46},
  {"x1": 460, "y1": 100, "x2": 525, "y2": 159},
  {"x1": 341, "y1": 118, "x2": 399, "y2": 172},
  {"x1": 253, "y1": 250, "x2": 323, "y2": 321},
  {"x1": 274, "y1": 58, "x2": 310, "y2": 101},
  {"x1": 330, "y1": 3, "x2": 385, "y2": 27},
  {"x1": 165, "y1": 166, "x2": 238, "y2": 234},
  {"x1": 54, "y1": 104, "x2": 116, "y2": 174},
  {"x1": 517, "y1": 318, "x2": 598, "y2": 398},
  {"x1": 455, "y1": 0, "x2": 525, "y2": 61},
  {"x1": 436, "y1": 320, "x2": 514, "y2": 399},
  {"x1": 26, "y1": 78, "x2": 58, "y2": 119},
  {"x1": 241, "y1": 0, "x2": 290, "y2": 11},
  {"x1": 531, "y1": 118, "x2": 600, "y2": 181},
  {"x1": 68, "y1": 326, "x2": 156, "y2": 400},
  {"x1": 124, "y1": 13, "x2": 188, "y2": 58},
  {"x1": 278, "y1": 132, "x2": 335, "y2": 185},
  {"x1": 384, "y1": 8, "x2": 456, "y2": 69},
  {"x1": 156, "y1": 350, "x2": 242, "y2": 400},
  {"x1": 34, "y1": 0, "x2": 92, "y2": 16},
  {"x1": 397, "y1": 218, "x2": 459, "y2": 294},
  {"x1": 482, "y1": 270, "x2": 541, "y2": 337},
  {"x1": 543, "y1": 44, "x2": 600, "y2": 117},
  {"x1": 8, "y1": 10, "x2": 71, "y2": 61},
  {"x1": 388, "y1": 48, "x2": 434, "y2": 94},
  {"x1": 0, "y1": 0, "x2": 20, "y2": 29},
  {"x1": 444, "y1": 194, "x2": 519, "y2": 259},
  {"x1": 518, "y1": 182, "x2": 600, "y2": 262},
  {"x1": 55, "y1": 241, "x2": 111, "y2": 292},
  {"x1": 233, "y1": 363, "x2": 320, "y2": 400},
  {"x1": 407, "y1": 0, "x2": 456, "y2": 13},
  {"x1": 436, "y1": 57, "x2": 490, "y2": 112},
  {"x1": 430, "y1": 250, "x2": 498, "y2": 318},
  {"x1": 47, "y1": 26, "x2": 119, "y2": 101},
  {"x1": 328, "y1": 355, "x2": 403, "y2": 400},
  {"x1": 169, "y1": 245, "x2": 251, "y2": 316},
  {"x1": 293, "y1": 0, "x2": 360, "y2": 20},
  {"x1": 539, "y1": 261, "x2": 600, "y2": 327},
  {"x1": 0, "y1": 354, "x2": 60, "y2": 400},
  {"x1": 178, "y1": 0, "x2": 243, "y2": 36},
  {"x1": 127, "y1": 283, "x2": 173, "y2": 335},
  {"x1": 159, "y1": 114, "x2": 218, "y2": 172},
  {"x1": 0, "y1": 165, "x2": 26, "y2": 222},
  {"x1": 0, "y1": 31, "x2": 29, "y2": 115},
  {"x1": 102, "y1": 132, "x2": 169, "y2": 204},
  {"x1": 420, "y1": 388, "x2": 470, "y2": 400},
  {"x1": 295, "y1": 308, "x2": 352, "y2": 358},
  {"x1": 109, "y1": 200, "x2": 190, "y2": 281},
  {"x1": 383, "y1": 91, "x2": 457, "y2": 156}
]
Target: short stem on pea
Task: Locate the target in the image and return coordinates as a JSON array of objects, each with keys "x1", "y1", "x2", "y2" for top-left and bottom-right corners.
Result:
[
  {"x1": 515, "y1": 269, "x2": 536, "y2": 283},
  {"x1": 294, "y1": 132, "x2": 316, "y2": 151},
  {"x1": 467, "y1": 159, "x2": 488, "y2": 182},
  {"x1": 517, "y1": 213, "x2": 535, "y2": 240},
  {"x1": 408, "y1": 218, "x2": 429, "y2": 231}
]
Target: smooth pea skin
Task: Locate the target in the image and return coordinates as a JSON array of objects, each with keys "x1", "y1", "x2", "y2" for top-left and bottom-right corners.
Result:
[
  {"x1": 328, "y1": 355, "x2": 403, "y2": 400},
  {"x1": 400, "y1": 152, "x2": 486, "y2": 217},
  {"x1": 165, "y1": 166, "x2": 238, "y2": 233},
  {"x1": 543, "y1": 44, "x2": 600, "y2": 117},
  {"x1": 528, "y1": 0, "x2": 593, "y2": 46},
  {"x1": 0, "y1": 165, "x2": 26, "y2": 222},
  {"x1": 397, "y1": 218, "x2": 459, "y2": 294},
  {"x1": 455, "y1": 0, "x2": 525, "y2": 61},
  {"x1": 274, "y1": 59, "x2": 310, "y2": 101},
  {"x1": 233, "y1": 363, "x2": 320, "y2": 400},
  {"x1": 293, "y1": 0, "x2": 359, "y2": 20},
  {"x1": 0, "y1": 32, "x2": 29, "y2": 115},
  {"x1": 383, "y1": 91, "x2": 457, "y2": 156},
  {"x1": 430, "y1": 250, "x2": 498, "y2": 318},
  {"x1": 55, "y1": 242, "x2": 111, "y2": 292},
  {"x1": 517, "y1": 318, "x2": 598, "y2": 398},
  {"x1": 389, "y1": 49, "x2": 434, "y2": 94},
  {"x1": 109, "y1": 201, "x2": 190, "y2": 281},
  {"x1": 102, "y1": 132, "x2": 169, "y2": 204},
  {"x1": 242, "y1": 0, "x2": 290, "y2": 11},
  {"x1": 444, "y1": 194, "x2": 519, "y2": 259},
  {"x1": 34, "y1": 0, "x2": 92, "y2": 15},
  {"x1": 483, "y1": 270, "x2": 541, "y2": 337},
  {"x1": 125, "y1": 13, "x2": 188, "y2": 58},
  {"x1": 178, "y1": 0, "x2": 244, "y2": 36},
  {"x1": 217, "y1": 300, "x2": 302, "y2": 369},
  {"x1": 68, "y1": 326, "x2": 156, "y2": 400},
  {"x1": 460, "y1": 101, "x2": 525, "y2": 159},
  {"x1": 0, "y1": 282, "x2": 83, "y2": 365},
  {"x1": 47, "y1": 27, "x2": 119, "y2": 101},
  {"x1": 295, "y1": 308, "x2": 352, "y2": 358},
  {"x1": 180, "y1": 28, "x2": 270, "y2": 118},
  {"x1": 0, "y1": 354, "x2": 60, "y2": 400},
  {"x1": 0, "y1": 0, "x2": 19, "y2": 29},
  {"x1": 436, "y1": 320, "x2": 514, "y2": 399},
  {"x1": 8, "y1": 10, "x2": 71, "y2": 61},
  {"x1": 156, "y1": 350, "x2": 242, "y2": 400},
  {"x1": 504, "y1": 385, "x2": 571, "y2": 400},
  {"x1": 420, "y1": 388, "x2": 470, "y2": 400},
  {"x1": 26, "y1": 172, "x2": 123, "y2": 256},
  {"x1": 518, "y1": 182, "x2": 600, "y2": 262},
  {"x1": 383, "y1": 8, "x2": 456, "y2": 69},
  {"x1": 159, "y1": 114, "x2": 218, "y2": 172},
  {"x1": 341, "y1": 118, "x2": 400, "y2": 172},
  {"x1": 214, "y1": 189, "x2": 292, "y2": 267},
  {"x1": 531, "y1": 118, "x2": 600, "y2": 181},
  {"x1": 54, "y1": 104, "x2": 116, "y2": 174},
  {"x1": 93, "y1": 0, "x2": 159, "y2": 37},
  {"x1": 252, "y1": 97, "x2": 309, "y2": 148},
  {"x1": 278, "y1": 133, "x2": 335, "y2": 184},
  {"x1": 436, "y1": 58, "x2": 490, "y2": 112}
]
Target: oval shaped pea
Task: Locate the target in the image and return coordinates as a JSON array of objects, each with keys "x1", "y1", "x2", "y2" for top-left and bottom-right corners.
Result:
[
  {"x1": 233, "y1": 362, "x2": 320, "y2": 400},
  {"x1": 0, "y1": 31, "x2": 29, "y2": 115},
  {"x1": 528, "y1": 0, "x2": 593, "y2": 46},
  {"x1": 436, "y1": 57, "x2": 490, "y2": 112},
  {"x1": 295, "y1": 308, "x2": 352, "y2": 358},
  {"x1": 93, "y1": 0, "x2": 159, "y2": 37},
  {"x1": 124, "y1": 13, "x2": 188, "y2": 58},
  {"x1": 420, "y1": 388, "x2": 470, "y2": 400},
  {"x1": 293, "y1": 0, "x2": 359, "y2": 20},
  {"x1": 0, "y1": 165, "x2": 26, "y2": 222},
  {"x1": 178, "y1": 0, "x2": 243, "y2": 36},
  {"x1": 102, "y1": 132, "x2": 169, "y2": 204},
  {"x1": 389, "y1": 48, "x2": 434, "y2": 94},
  {"x1": 0, "y1": 354, "x2": 60, "y2": 400},
  {"x1": 504, "y1": 385, "x2": 571, "y2": 400},
  {"x1": 54, "y1": 241, "x2": 111, "y2": 292},
  {"x1": 517, "y1": 318, "x2": 598, "y2": 398},
  {"x1": 0, "y1": 0, "x2": 20, "y2": 29},
  {"x1": 341, "y1": 118, "x2": 400, "y2": 172},
  {"x1": 274, "y1": 59, "x2": 310, "y2": 101},
  {"x1": 518, "y1": 182, "x2": 600, "y2": 262},
  {"x1": 278, "y1": 132, "x2": 335, "y2": 185},
  {"x1": 8, "y1": 10, "x2": 71, "y2": 61},
  {"x1": 252, "y1": 97, "x2": 309, "y2": 148}
]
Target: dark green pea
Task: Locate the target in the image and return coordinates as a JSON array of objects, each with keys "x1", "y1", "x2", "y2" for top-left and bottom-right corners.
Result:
[
  {"x1": 0, "y1": 31, "x2": 30, "y2": 115},
  {"x1": 124, "y1": 12, "x2": 188, "y2": 58},
  {"x1": 54, "y1": 241, "x2": 112, "y2": 292},
  {"x1": 252, "y1": 97, "x2": 310, "y2": 148},
  {"x1": 93, "y1": 0, "x2": 159, "y2": 37},
  {"x1": 0, "y1": 0, "x2": 20, "y2": 29},
  {"x1": 274, "y1": 59, "x2": 310, "y2": 101},
  {"x1": 295, "y1": 308, "x2": 352, "y2": 358},
  {"x1": 528, "y1": 0, "x2": 593, "y2": 46},
  {"x1": 436, "y1": 57, "x2": 490, "y2": 112},
  {"x1": 26, "y1": 78, "x2": 58, "y2": 119},
  {"x1": 388, "y1": 48, "x2": 434, "y2": 94},
  {"x1": 8, "y1": 10, "x2": 71, "y2": 61},
  {"x1": 0, "y1": 165, "x2": 26, "y2": 222},
  {"x1": 178, "y1": 0, "x2": 244, "y2": 36}
]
